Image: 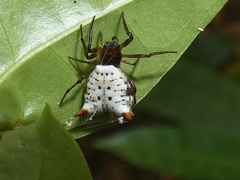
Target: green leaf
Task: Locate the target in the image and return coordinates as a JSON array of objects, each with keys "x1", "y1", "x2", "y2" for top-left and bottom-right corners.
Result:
[
  {"x1": 0, "y1": 104, "x2": 92, "y2": 180},
  {"x1": 141, "y1": 59, "x2": 240, "y2": 129},
  {"x1": 0, "y1": 0, "x2": 227, "y2": 137},
  {"x1": 94, "y1": 125, "x2": 240, "y2": 179}
]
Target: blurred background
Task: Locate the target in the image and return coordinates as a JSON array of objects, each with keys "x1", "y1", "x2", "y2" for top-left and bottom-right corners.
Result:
[{"x1": 77, "y1": 0, "x2": 240, "y2": 179}]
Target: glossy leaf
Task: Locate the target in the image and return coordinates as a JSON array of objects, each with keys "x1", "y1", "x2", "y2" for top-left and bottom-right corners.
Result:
[
  {"x1": 0, "y1": 0, "x2": 221, "y2": 137},
  {"x1": 0, "y1": 104, "x2": 92, "y2": 180}
]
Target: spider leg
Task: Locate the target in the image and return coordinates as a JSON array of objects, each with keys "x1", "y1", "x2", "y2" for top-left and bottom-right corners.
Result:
[
  {"x1": 99, "y1": 31, "x2": 103, "y2": 46},
  {"x1": 122, "y1": 59, "x2": 139, "y2": 66},
  {"x1": 86, "y1": 16, "x2": 94, "y2": 53},
  {"x1": 120, "y1": 12, "x2": 177, "y2": 58},
  {"x1": 120, "y1": 12, "x2": 133, "y2": 49},
  {"x1": 122, "y1": 51, "x2": 177, "y2": 58},
  {"x1": 80, "y1": 17, "x2": 102, "y2": 59},
  {"x1": 68, "y1": 56, "x2": 98, "y2": 64},
  {"x1": 59, "y1": 67, "x2": 94, "y2": 106}
]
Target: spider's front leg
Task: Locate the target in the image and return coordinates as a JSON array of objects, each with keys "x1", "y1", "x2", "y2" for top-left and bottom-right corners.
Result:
[
  {"x1": 68, "y1": 18, "x2": 103, "y2": 63},
  {"x1": 80, "y1": 17, "x2": 101, "y2": 60},
  {"x1": 120, "y1": 12, "x2": 177, "y2": 61},
  {"x1": 120, "y1": 12, "x2": 133, "y2": 49}
]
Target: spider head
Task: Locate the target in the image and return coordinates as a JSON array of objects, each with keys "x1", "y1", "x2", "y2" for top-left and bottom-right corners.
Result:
[
  {"x1": 103, "y1": 36, "x2": 119, "y2": 49},
  {"x1": 100, "y1": 36, "x2": 122, "y2": 67}
]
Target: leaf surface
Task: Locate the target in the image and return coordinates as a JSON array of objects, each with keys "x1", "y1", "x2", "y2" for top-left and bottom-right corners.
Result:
[
  {"x1": 0, "y1": 0, "x2": 227, "y2": 135},
  {"x1": 0, "y1": 104, "x2": 92, "y2": 180}
]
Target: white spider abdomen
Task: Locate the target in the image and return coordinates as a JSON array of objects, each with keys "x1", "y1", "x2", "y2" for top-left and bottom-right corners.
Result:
[{"x1": 75, "y1": 65, "x2": 136, "y2": 122}]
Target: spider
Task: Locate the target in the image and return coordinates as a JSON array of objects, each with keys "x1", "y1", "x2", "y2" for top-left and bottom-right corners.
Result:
[{"x1": 59, "y1": 12, "x2": 177, "y2": 123}]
